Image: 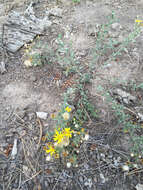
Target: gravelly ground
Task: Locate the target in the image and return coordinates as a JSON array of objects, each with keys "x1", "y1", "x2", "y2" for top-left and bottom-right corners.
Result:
[{"x1": 0, "y1": 0, "x2": 143, "y2": 189}]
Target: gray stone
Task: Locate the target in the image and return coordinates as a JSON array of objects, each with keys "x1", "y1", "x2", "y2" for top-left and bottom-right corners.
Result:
[
  {"x1": 11, "y1": 139, "x2": 18, "y2": 159},
  {"x1": 2, "y1": 3, "x2": 52, "y2": 53},
  {"x1": 137, "y1": 113, "x2": 143, "y2": 122},
  {"x1": 112, "y1": 88, "x2": 136, "y2": 104},
  {"x1": 135, "y1": 184, "x2": 143, "y2": 190},
  {"x1": 0, "y1": 61, "x2": 7, "y2": 74},
  {"x1": 100, "y1": 173, "x2": 106, "y2": 184},
  {"x1": 111, "y1": 23, "x2": 122, "y2": 30},
  {"x1": 79, "y1": 176, "x2": 84, "y2": 184},
  {"x1": 36, "y1": 112, "x2": 48, "y2": 120},
  {"x1": 84, "y1": 178, "x2": 93, "y2": 188}
]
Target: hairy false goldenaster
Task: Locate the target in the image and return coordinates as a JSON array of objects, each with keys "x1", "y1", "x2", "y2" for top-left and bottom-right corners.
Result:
[
  {"x1": 53, "y1": 130, "x2": 64, "y2": 144},
  {"x1": 62, "y1": 128, "x2": 74, "y2": 138},
  {"x1": 46, "y1": 145, "x2": 55, "y2": 156}
]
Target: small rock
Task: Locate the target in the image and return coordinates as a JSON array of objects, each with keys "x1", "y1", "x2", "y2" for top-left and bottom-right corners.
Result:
[
  {"x1": 36, "y1": 112, "x2": 48, "y2": 120},
  {"x1": 111, "y1": 23, "x2": 122, "y2": 30},
  {"x1": 122, "y1": 165, "x2": 129, "y2": 172},
  {"x1": 4, "y1": 9, "x2": 52, "y2": 52},
  {"x1": 136, "y1": 184, "x2": 143, "y2": 190},
  {"x1": 112, "y1": 88, "x2": 136, "y2": 104},
  {"x1": 0, "y1": 61, "x2": 7, "y2": 74},
  {"x1": 46, "y1": 155, "x2": 51, "y2": 162},
  {"x1": 11, "y1": 139, "x2": 18, "y2": 159},
  {"x1": 100, "y1": 173, "x2": 106, "y2": 184},
  {"x1": 79, "y1": 176, "x2": 84, "y2": 184},
  {"x1": 100, "y1": 153, "x2": 105, "y2": 158},
  {"x1": 108, "y1": 31, "x2": 119, "y2": 38},
  {"x1": 84, "y1": 178, "x2": 93, "y2": 188},
  {"x1": 137, "y1": 113, "x2": 143, "y2": 122}
]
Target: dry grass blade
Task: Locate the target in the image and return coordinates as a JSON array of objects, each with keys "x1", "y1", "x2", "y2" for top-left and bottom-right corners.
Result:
[
  {"x1": 20, "y1": 170, "x2": 42, "y2": 187},
  {"x1": 37, "y1": 118, "x2": 43, "y2": 149}
]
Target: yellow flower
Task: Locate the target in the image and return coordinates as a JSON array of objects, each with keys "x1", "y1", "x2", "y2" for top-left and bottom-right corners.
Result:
[
  {"x1": 62, "y1": 112, "x2": 70, "y2": 120},
  {"x1": 65, "y1": 106, "x2": 72, "y2": 112},
  {"x1": 62, "y1": 128, "x2": 74, "y2": 138},
  {"x1": 46, "y1": 145, "x2": 55, "y2": 156},
  {"x1": 135, "y1": 19, "x2": 143, "y2": 23},
  {"x1": 53, "y1": 130, "x2": 64, "y2": 144},
  {"x1": 81, "y1": 128, "x2": 84, "y2": 132}
]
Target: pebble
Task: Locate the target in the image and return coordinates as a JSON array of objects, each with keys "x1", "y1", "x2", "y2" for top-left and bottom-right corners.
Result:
[
  {"x1": 84, "y1": 178, "x2": 93, "y2": 188},
  {"x1": 135, "y1": 184, "x2": 143, "y2": 190},
  {"x1": 111, "y1": 23, "x2": 122, "y2": 30},
  {"x1": 100, "y1": 173, "x2": 106, "y2": 184},
  {"x1": 0, "y1": 61, "x2": 7, "y2": 74},
  {"x1": 79, "y1": 176, "x2": 84, "y2": 184},
  {"x1": 122, "y1": 165, "x2": 129, "y2": 172},
  {"x1": 11, "y1": 139, "x2": 18, "y2": 159},
  {"x1": 36, "y1": 112, "x2": 48, "y2": 120}
]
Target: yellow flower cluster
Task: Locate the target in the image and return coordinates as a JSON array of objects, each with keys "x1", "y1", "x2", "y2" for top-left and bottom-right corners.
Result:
[
  {"x1": 53, "y1": 128, "x2": 74, "y2": 144},
  {"x1": 45, "y1": 128, "x2": 74, "y2": 156},
  {"x1": 65, "y1": 106, "x2": 72, "y2": 112}
]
